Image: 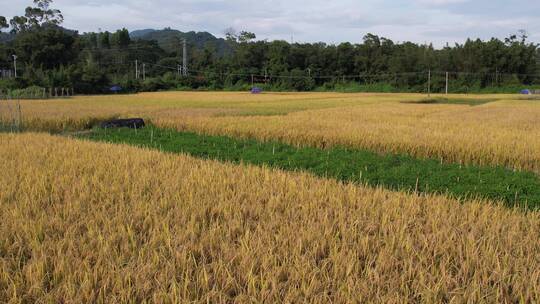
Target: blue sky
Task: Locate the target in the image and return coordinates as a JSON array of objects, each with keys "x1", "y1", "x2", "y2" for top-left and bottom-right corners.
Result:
[{"x1": 2, "y1": 0, "x2": 539, "y2": 46}]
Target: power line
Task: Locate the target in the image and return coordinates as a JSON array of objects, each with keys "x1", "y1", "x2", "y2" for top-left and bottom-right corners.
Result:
[
  {"x1": 81, "y1": 39, "x2": 184, "y2": 54},
  {"x1": 136, "y1": 62, "x2": 540, "y2": 80}
]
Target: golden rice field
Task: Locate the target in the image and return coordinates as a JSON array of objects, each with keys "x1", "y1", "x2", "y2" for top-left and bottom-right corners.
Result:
[
  {"x1": 2, "y1": 92, "x2": 540, "y2": 302},
  {"x1": 1, "y1": 133, "x2": 540, "y2": 303},
  {"x1": 2, "y1": 92, "x2": 540, "y2": 173}
]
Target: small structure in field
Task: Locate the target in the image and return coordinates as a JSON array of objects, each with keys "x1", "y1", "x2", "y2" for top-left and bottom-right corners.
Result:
[
  {"x1": 521, "y1": 89, "x2": 540, "y2": 95},
  {"x1": 100, "y1": 118, "x2": 145, "y2": 129},
  {"x1": 110, "y1": 85, "x2": 122, "y2": 93},
  {"x1": 251, "y1": 87, "x2": 263, "y2": 94}
]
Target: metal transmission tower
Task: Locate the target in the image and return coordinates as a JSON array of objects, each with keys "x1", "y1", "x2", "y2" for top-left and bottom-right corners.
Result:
[
  {"x1": 182, "y1": 39, "x2": 188, "y2": 76},
  {"x1": 142, "y1": 63, "x2": 146, "y2": 80},
  {"x1": 427, "y1": 69, "x2": 431, "y2": 97},
  {"x1": 12, "y1": 55, "x2": 17, "y2": 78}
]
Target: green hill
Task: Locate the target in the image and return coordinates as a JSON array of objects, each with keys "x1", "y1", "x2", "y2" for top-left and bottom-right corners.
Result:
[{"x1": 130, "y1": 28, "x2": 231, "y2": 56}]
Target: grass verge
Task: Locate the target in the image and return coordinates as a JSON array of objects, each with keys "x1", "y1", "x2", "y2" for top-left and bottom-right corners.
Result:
[{"x1": 81, "y1": 126, "x2": 540, "y2": 209}]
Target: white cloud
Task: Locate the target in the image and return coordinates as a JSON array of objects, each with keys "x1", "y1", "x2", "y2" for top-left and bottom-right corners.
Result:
[
  {"x1": 415, "y1": 0, "x2": 469, "y2": 5},
  {"x1": 1, "y1": 0, "x2": 539, "y2": 47}
]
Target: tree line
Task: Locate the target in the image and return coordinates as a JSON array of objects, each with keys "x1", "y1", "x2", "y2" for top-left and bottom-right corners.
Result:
[{"x1": 1, "y1": 0, "x2": 539, "y2": 94}]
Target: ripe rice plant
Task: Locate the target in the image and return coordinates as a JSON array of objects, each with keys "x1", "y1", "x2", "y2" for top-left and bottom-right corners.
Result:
[
  {"x1": 160, "y1": 97, "x2": 540, "y2": 174},
  {"x1": 2, "y1": 92, "x2": 539, "y2": 174},
  {"x1": 1, "y1": 133, "x2": 539, "y2": 303}
]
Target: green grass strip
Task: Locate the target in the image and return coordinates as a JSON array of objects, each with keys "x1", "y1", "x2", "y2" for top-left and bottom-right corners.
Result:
[{"x1": 81, "y1": 126, "x2": 540, "y2": 210}]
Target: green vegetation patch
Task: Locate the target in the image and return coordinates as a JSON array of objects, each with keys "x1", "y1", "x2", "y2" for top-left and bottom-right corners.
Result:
[
  {"x1": 403, "y1": 97, "x2": 498, "y2": 106},
  {"x1": 81, "y1": 126, "x2": 540, "y2": 210}
]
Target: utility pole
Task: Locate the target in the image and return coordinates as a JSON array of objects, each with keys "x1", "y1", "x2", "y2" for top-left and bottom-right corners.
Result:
[
  {"x1": 445, "y1": 72, "x2": 449, "y2": 95},
  {"x1": 427, "y1": 69, "x2": 431, "y2": 97},
  {"x1": 97, "y1": 28, "x2": 102, "y2": 49},
  {"x1": 12, "y1": 55, "x2": 17, "y2": 78},
  {"x1": 135, "y1": 60, "x2": 139, "y2": 79},
  {"x1": 142, "y1": 63, "x2": 146, "y2": 80},
  {"x1": 182, "y1": 39, "x2": 188, "y2": 76}
]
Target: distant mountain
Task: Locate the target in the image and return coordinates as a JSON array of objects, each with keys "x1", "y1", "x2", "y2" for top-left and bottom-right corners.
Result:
[
  {"x1": 130, "y1": 29, "x2": 157, "y2": 39},
  {"x1": 130, "y1": 28, "x2": 231, "y2": 56}
]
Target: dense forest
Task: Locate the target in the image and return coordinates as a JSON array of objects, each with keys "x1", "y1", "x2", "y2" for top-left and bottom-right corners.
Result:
[{"x1": 1, "y1": 0, "x2": 540, "y2": 95}]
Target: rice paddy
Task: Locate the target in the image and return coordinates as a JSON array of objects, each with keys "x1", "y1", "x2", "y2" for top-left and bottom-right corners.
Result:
[
  {"x1": 2, "y1": 133, "x2": 540, "y2": 303},
  {"x1": 3, "y1": 92, "x2": 540, "y2": 173},
  {"x1": 1, "y1": 91, "x2": 540, "y2": 302}
]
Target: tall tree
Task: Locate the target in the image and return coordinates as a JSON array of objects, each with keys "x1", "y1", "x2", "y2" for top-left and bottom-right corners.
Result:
[
  {"x1": 10, "y1": 0, "x2": 63, "y2": 33},
  {"x1": 25, "y1": 0, "x2": 63, "y2": 27},
  {"x1": 0, "y1": 16, "x2": 8, "y2": 30},
  {"x1": 238, "y1": 31, "x2": 256, "y2": 43},
  {"x1": 99, "y1": 31, "x2": 111, "y2": 49},
  {"x1": 9, "y1": 16, "x2": 29, "y2": 33},
  {"x1": 111, "y1": 28, "x2": 130, "y2": 48}
]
